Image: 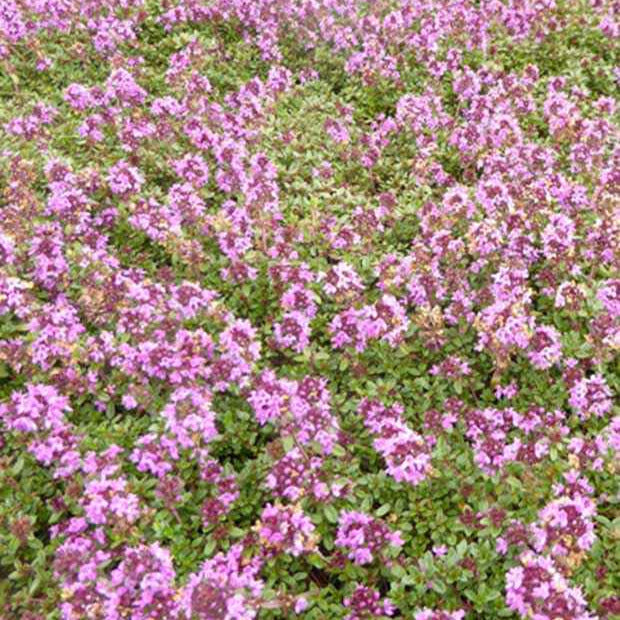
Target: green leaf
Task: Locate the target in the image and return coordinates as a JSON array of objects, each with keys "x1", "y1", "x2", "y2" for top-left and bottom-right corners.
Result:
[
  {"x1": 432, "y1": 580, "x2": 447, "y2": 595},
  {"x1": 391, "y1": 564, "x2": 406, "y2": 579},
  {"x1": 281, "y1": 435, "x2": 295, "y2": 452},
  {"x1": 324, "y1": 505, "x2": 339, "y2": 524}
]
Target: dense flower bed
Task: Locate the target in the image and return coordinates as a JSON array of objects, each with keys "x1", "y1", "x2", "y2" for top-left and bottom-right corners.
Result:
[{"x1": 0, "y1": 0, "x2": 618, "y2": 618}]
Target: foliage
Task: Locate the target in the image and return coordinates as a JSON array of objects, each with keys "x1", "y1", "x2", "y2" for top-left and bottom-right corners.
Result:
[{"x1": 0, "y1": 0, "x2": 619, "y2": 618}]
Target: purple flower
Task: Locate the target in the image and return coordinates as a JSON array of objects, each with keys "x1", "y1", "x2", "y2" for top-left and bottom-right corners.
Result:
[
  {"x1": 335, "y1": 510, "x2": 403, "y2": 565},
  {"x1": 257, "y1": 503, "x2": 317, "y2": 557},
  {"x1": 107, "y1": 160, "x2": 144, "y2": 197},
  {"x1": 569, "y1": 374, "x2": 613, "y2": 420}
]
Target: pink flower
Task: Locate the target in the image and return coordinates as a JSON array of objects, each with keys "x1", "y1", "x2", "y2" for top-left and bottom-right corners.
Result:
[{"x1": 107, "y1": 160, "x2": 144, "y2": 197}]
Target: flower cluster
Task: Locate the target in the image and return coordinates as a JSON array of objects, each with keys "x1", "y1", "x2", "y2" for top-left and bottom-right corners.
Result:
[
  {"x1": 256, "y1": 503, "x2": 318, "y2": 557},
  {"x1": 415, "y1": 611, "x2": 466, "y2": 620},
  {"x1": 499, "y1": 470, "x2": 598, "y2": 618},
  {"x1": 344, "y1": 585, "x2": 396, "y2": 620},
  {"x1": 462, "y1": 406, "x2": 568, "y2": 475},
  {"x1": 330, "y1": 294, "x2": 409, "y2": 352},
  {"x1": 248, "y1": 372, "x2": 339, "y2": 454},
  {"x1": 180, "y1": 545, "x2": 264, "y2": 620},
  {"x1": 506, "y1": 553, "x2": 596, "y2": 620},
  {"x1": 359, "y1": 399, "x2": 434, "y2": 486},
  {"x1": 569, "y1": 374, "x2": 613, "y2": 420},
  {"x1": 335, "y1": 511, "x2": 403, "y2": 565}
]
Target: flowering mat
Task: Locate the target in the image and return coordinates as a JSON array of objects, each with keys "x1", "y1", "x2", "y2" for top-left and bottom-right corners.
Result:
[{"x1": 0, "y1": 1, "x2": 619, "y2": 619}]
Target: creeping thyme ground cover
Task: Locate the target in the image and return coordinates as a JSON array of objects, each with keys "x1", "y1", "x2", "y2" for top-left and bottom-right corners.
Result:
[{"x1": 0, "y1": 0, "x2": 619, "y2": 618}]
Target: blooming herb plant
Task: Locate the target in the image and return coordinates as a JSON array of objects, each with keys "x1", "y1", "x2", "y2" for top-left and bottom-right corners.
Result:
[{"x1": 0, "y1": 0, "x2": 618, "y2": 618}]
